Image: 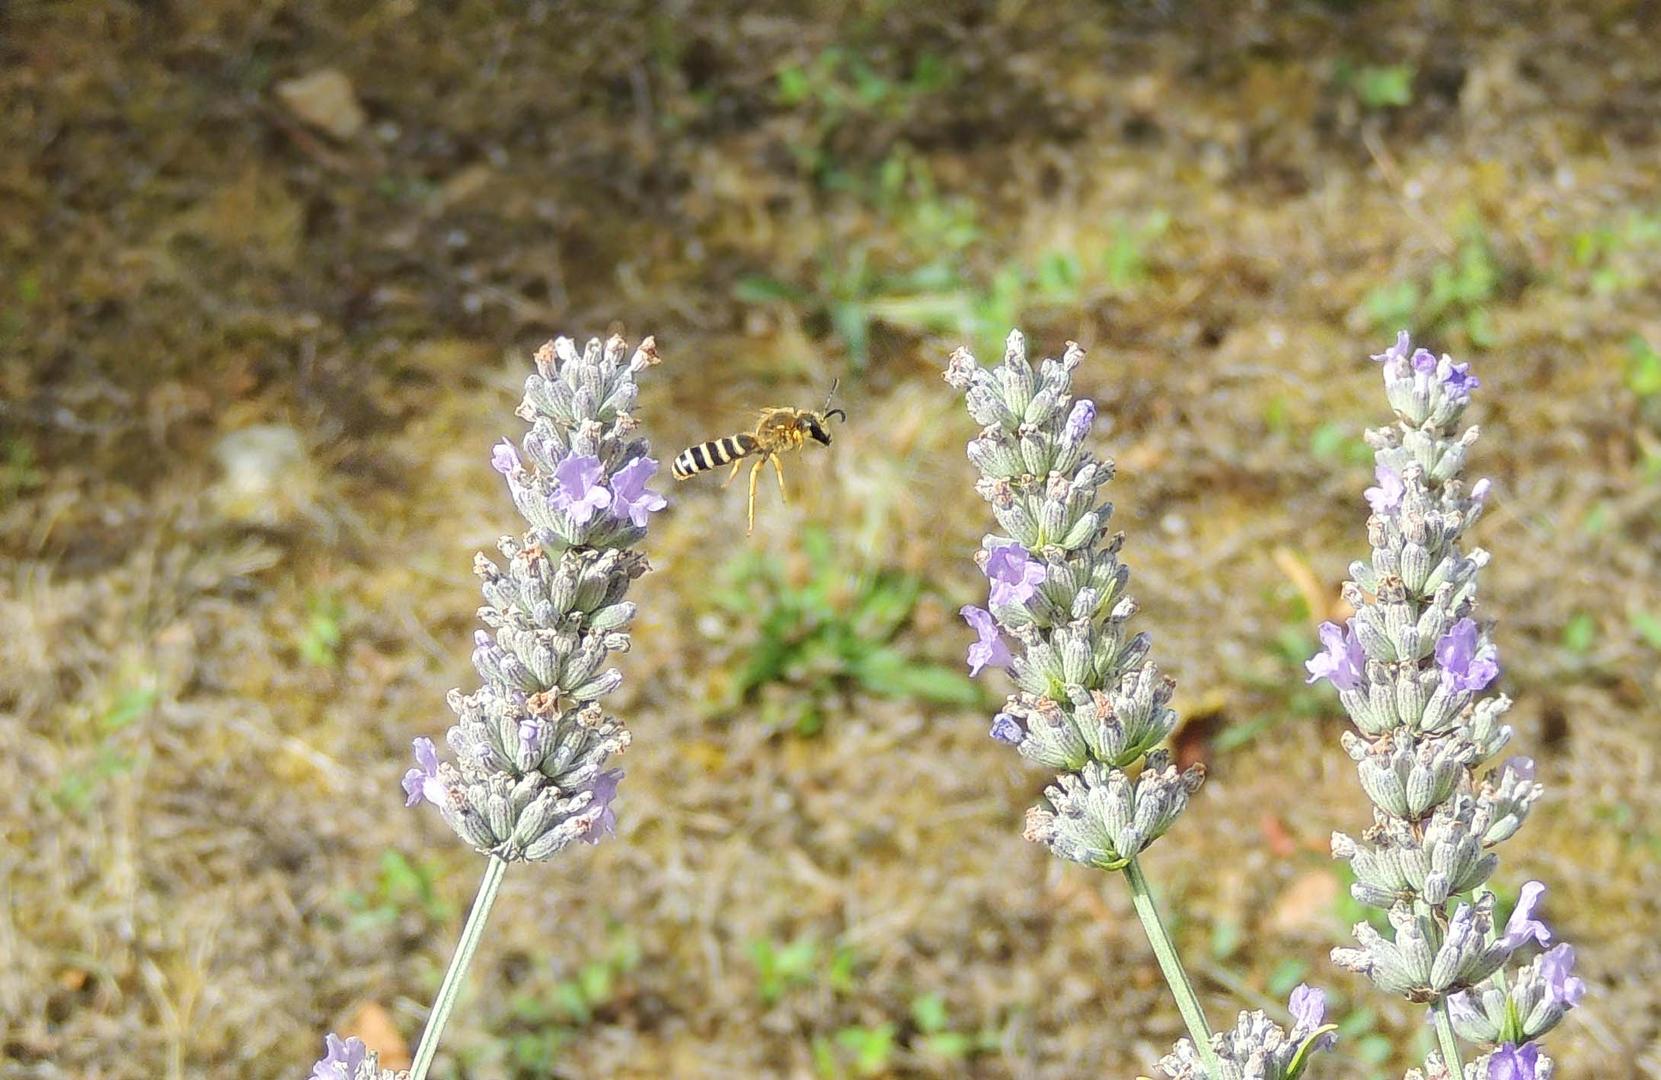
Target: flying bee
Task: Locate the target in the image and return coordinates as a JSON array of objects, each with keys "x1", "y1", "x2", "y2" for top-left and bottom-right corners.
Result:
[{"x1": 672, "y1": 381, "x2": 847, "y2": 534}]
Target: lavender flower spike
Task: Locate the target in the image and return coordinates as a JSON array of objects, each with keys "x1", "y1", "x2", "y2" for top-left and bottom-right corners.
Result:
[
  {"x1": 405, "y1": 334, "x2": 659, "y2": 863},
  {"x1": 303, "y1": 337, "x2": 664, "y2": 1080},
  {"x1": 1317, "y1": 335, "x2": 1578, "y2": 1074},
  {"x1": 948, "y1": 332, "x2": 1219, "y2": 1074}
]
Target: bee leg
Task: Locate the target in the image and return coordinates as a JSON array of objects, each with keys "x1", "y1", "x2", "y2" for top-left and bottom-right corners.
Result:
[
  {"x1": 746, "y1": 457, "x2": 765, "y2": 535},
  {"x1": 769, "y1": 454, "x2": 788, "y2": 502},
  {"x1": 721, "y1": 457, "x2": 745, "y2": 488}
]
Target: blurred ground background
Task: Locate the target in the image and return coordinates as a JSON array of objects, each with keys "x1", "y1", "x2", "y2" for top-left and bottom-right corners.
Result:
[{"x1": 2, "y1": 2, "x2": 1659, "y2": 1078}]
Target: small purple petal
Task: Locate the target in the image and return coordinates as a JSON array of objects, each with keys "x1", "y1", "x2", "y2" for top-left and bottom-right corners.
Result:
[
  {"x1": 1504, "y1": 756, "x2": 1536, "y2": 783},
  {"x1": 1498, "y1": 881, "x2": 1552, "y2": 951},
  {"x1": 1539, "y1": 944, "x2": 1585, "y2": 1010},
  {"x1": 1306, "y1": 620, "x2": 1366, "y2": 692},
  {"x1": 989, "y1": 712, "x2": 1025, "y2": 745},
  {"x1": 985, "y1": 542, "x2": 1047, "y2": 608},
  {"x1": 518, "y1": 718, "x2": 544, "y2": 757},
  {"x1": 961, "y1": 605, "x2": 1013, "y2": 677},
  {"x1": 310, "y1": 1034, "x2": 368, "y2": 1080},
  {"x1": 610, "y1": 456, "x2": 668, "y2": 527},
  {"x1": 1410, "y1": 347, "x2": 1439, "y2": 373},
  {"x1": 1288, "y1": 984, "x2": 1338, "y2": 1054},
  {"x1": 552, "y1": 453, "x2": 613, "y2": 525},
  {"x1": 1435, "y1": 618, "x2": 1500, "y2": 692},
  {"x1": 1065, "y1": 398, "x2": 1096, "y2": 442},
  {"x1": 1288, "y1": 983, "x2": 1326, "y2": 1030},
  {"x1": 1443, "y1": 358, "x2": 1481, "y2": 401},
  {"x1": 491, "y1": 439, "x2": 521, "y2": 476},
  {"x1": 1470, "y1": 478, "x2": 1492, "y2": 504},
  {"x1": 580, "y1": 769, "x2": 624, "y2": 845},
  {"x1": 1365, "y1": 465, "x2": 1406, "y2": 515},
  {"x1": 1488, "y1": 1042, "x2": 1543, "y2": 1080},
  {"x1": 1447, "y1": 989, "x2": 1485, "y2": 1028},
  {"x1": 1370, "y1": 330, "x2": 1412, "y2": 364},
  {"x1": 404, "y1": 737, "x2": 443, "y2": 807}
]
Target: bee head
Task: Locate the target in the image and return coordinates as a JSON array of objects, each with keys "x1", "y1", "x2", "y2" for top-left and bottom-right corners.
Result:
[{"x1": 806, "y1": 407, "x2": 846, "y2": 446}]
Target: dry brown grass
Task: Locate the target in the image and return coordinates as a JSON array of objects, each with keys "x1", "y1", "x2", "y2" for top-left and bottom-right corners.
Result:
[{"x1": 2, "y1": 2, "x2": 1658, "y2": 1077}]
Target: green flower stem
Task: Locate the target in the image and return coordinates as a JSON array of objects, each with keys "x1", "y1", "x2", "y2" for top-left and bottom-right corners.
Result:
[
  {"x1": 1123, "y1": 856, "x2": 1221, "y2": 1075},
  {"x1": 1433, "y1": 998, "x2": 1464, "y2": 1073},
  {"x1": 409, "y1": 855, "x2": 509, "y2": 1080}
]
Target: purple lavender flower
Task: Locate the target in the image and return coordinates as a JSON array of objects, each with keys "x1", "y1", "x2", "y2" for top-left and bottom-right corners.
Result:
[
  {"x1": 1471, "y1": 478, "x2": 1492, "y2": 504},
  {"x1": 1435, "y1": 618, "x2": 1500, "y2": 692},
  {"x1": 1504, "y1": 756, "x2": 1536, "y2": 783},
  {"x1": 309, "y1": 1034, "x2": 368, "y2": 1080},
  {"x1": 609, "y1": 456, "x2": 668, "y2": 527},
  {"x1": 491, "y1": 439, "x2": 521, "y2": 476},
  {"x1": 1288, "y1": 983, "x2": 1339, "y2": 1052},
  {"x1": 1443, "y1": 359, "x2": 1481, "y2": 402},
  {"x1": 961, "y1": 604, "x2": 1013, "y2": 676},
  {"x1": 1365, "y1": 465, "x2": 1405, "y2": 515},
  {"x1": 1539, "y1": 944, "x2": 1585, "y2": 1009},
  {"x1": 985, "y1": 541, "x2": 1047, "y2": 608},
  {"x1": 1488, "y1": 1042, "x2": 1544, "y2": 1080},
  {"x1": 989, "y1": 711, "x2": 1025, "y2": 745},
  {"x1": 1498, "y1": 881, "x2": 1551, "y2": 950},
  {"x1": 1306, "y1": 620, "x2": 1366, "y2": 691},
  {"x1": 402, "y1": 737, "x2": 445, "y2": 808},
  {"x1": 579, "y1": 769, "x2": 623, "y2": 845},
  {"x1": 1411, "y1": 348, "x2": 1439, "y2": 373},
  {"x1": 1065, "y1": 398, "x2": 1096, "y2": 442},
  {"x1": 1370, "y1": 331, "x2": 1412, "y2": 364},
  {"x1": 551, "y1": 453, "x2": 612, "y2": 525}
]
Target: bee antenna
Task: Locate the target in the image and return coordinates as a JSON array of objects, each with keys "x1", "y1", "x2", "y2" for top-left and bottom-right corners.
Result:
[
  {"x1": 825, "y1": 408, "x2": 847, "y2": 423},
  {"x1": 822, "y1": 377, "x2": 841, "y2": 414}
]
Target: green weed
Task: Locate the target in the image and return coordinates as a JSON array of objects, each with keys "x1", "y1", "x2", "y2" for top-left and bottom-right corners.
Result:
[
  {"x1": 1631, "y1": 609, "x2": 1661, "y2": 651},
  {"x1": 1, "y1": 437, "x2": 45, "y2": 501},
  {"x1": 1570, "y1": 210, "x2": 1661, "y2": 294},
  {"x1": 341, "y1": 849, "x2": 455, "y2": 930},
  {"x1": 1365, "y1": 220, "x2": 1503, "y2": 347},
  {"x1": 1626, "y1": 336, "x2": 1661, "y2": 400},
  {"x1": 811, "y1": 1024, "x2": 896, "y2": 1078},
  {"x1": 47, "y1": 682, "x2": 158, "y2": 813},
  {"x1": 710, "y1": 526, "x2": 978, "y2": 735},
  {"x1": 297, "y1": 592, "x2": 345, "y2": 667},
  {"x1": 749, "y1": 934, "x2": 860, "y2": 1007},
  {"x1": 910, "y1": 992, "x2": 999, "y2": 1060},
  {"x1": 1562, "y1": 612, "x2": 1597, "y2": 655},
  {"x1": 1336, "y1": 63, "x2": 1415, "y2": 109},
  {"x1": 775, "y1": 47, "x2": 955, "y2": 185},
  {"x1": 486, "y1": 924, "x2": 641, "y2": 1072}
]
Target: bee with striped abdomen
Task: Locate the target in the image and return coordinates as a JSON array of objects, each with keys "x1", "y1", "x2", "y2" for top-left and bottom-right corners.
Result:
[{"x1": 672, "y1": 381, "x2": 847, "y2": 534}]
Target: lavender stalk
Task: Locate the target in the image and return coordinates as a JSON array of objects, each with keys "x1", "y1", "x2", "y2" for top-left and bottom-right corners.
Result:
[
  {"x1": 306, "y1": 335, "x2": 666, "y2": 1080},
  {"x1": 947, "y1": 331, "x2": 1336, "y2": 1080},
  {"x1": 1313, "y1": 334, "x2": 1581, "y2": 1080}
]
